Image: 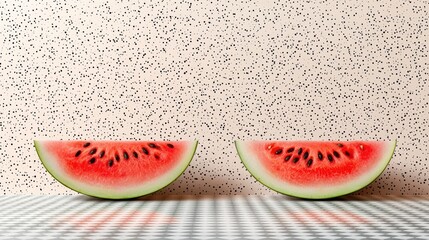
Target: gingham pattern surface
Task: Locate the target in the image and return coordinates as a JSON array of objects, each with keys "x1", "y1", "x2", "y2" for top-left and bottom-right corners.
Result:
[{"x1": 0, "y1": 195, "x2": 428, "y2": 239}]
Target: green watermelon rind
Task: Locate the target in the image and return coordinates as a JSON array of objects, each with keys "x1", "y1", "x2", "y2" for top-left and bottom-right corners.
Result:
[
  {"x1": 34, "y1": 140, "x2": 198, "y2": 200},
  {"x1": 235, "y1": 140, "x2": 396, "y2": 199}
]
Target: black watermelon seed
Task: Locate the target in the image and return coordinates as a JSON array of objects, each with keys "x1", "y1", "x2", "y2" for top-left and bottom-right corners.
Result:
[
  {"x1": 148, "y1": 143, "x2": 157, "y2": 148},
  {"x1": 275, "y1": 149, "x2": 283, "y2": 155},
  {"x1": 123, "y1": 152, "x2": 129, "y2": 160},
  {"x1": 108, "y1": 159, "x2": 114, "y2": 167},
  {"x1": 89, "y1": 158, "x2": 96, "y2": 164},
  {"x1": 293, "y1": 157, "x2": 299, "y2": 163},
  {"x1": 155, "y1": 154, "x2": 160, "y2": 160},
  {"x1": 318, "y1": 152, "x2": 323, "y2": 160},
  {"x1": 337, "y1": 143, "x2": 343, "y2": 147},
  {"x1": 89, "y1": 148, "x2": 97, "y2": 155},
  {"x1": 345, "y1": 151, "x2": 351, "y2": 157},
  {"x1": 328, "y1": 154, "x2": 333, "y2": 162},
  {"x1": 142, "y1": 147, "x2": 149, "y2": 155},
  {"x1": 115, "y1": 154, "x2": 120, "y2": 161},
  {"x1": 75, "y1": 150, "x2": 82, "y2": 157},
  {"x1": 287, "y1": 147, "x2": 295, "y2": 153},
  {"x1": 167, "y1": 143, "x2": 174, "y2": 148},
  {"x1": 307, "y1": 159, "x2": 313, "y2": 167},
  {"x1": 133, "y1": 151, "x2": 138, "y2": 158},
  {"x1": 303, "y1": 152, "x2": 309, "y2": 160},
  {"x1": 285, "y1": 155, "x2": 291, "y2": 161},
  {"x1": 99, "y1": 151, "x2": 105, "y2": 158},
  {"x1": 333, "y1": 151, "x2": 340, "y2": 158},
  {"x1": 83, "y1": 142, "x2": 90, "y2": 148},
  {"x1": 297, "y1": 148, "x2": 302, "y2": 155}
]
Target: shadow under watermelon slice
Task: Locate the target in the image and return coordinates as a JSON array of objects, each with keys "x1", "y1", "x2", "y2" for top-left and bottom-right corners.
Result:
[{"x1": 35, "y1": 140, "x2": 198, "y2": 199}]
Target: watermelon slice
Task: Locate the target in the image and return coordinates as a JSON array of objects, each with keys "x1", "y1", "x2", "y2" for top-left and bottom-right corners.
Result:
[
  {"x1": 34, "y1": 140, "x2": 198, "y2": 199},
  {"x1": 235, "y1": 140, "x2": 396, "y2": 199}
]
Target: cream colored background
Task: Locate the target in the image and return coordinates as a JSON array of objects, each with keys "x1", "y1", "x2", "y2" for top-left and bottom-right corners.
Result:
[{"x1": 0, "y1": 0, "x2": 428, "y2": 195}]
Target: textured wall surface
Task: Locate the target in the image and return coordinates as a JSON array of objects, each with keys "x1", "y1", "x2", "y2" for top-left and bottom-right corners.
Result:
[{"x1": 1, "y1": 0, "x2": 428, "y2": 195}]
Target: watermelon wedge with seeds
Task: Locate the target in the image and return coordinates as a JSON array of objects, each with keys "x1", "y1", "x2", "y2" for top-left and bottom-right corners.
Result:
[
  {"x1": 235, "y1": 140, "x2": 396, "y2": 199},
  {"x1": 34, "y1": 140, "x2": 198, "y2": 199}
]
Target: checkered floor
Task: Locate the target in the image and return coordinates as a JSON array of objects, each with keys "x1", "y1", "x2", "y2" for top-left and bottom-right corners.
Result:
[{"x1": 0, "y1": 195, "x2": 428, "y2": 239}]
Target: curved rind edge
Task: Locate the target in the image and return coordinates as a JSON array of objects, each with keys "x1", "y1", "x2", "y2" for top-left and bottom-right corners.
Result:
[
  {"x1": 235, "y1": 139, "x2": 397, "y2": 199},
  {"x1": 34, "y1": 140, "x2": 198, "y2": 199}
]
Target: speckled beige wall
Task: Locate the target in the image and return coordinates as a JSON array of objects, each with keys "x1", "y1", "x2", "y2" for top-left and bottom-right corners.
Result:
[{"x1": 1, "y1": 0, "x2": 428, "y2": 195}]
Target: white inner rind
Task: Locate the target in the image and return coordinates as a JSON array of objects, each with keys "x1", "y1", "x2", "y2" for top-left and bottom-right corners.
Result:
[
  {"x1": 235, "y1": 140, "x2": 396, "y2": 199},
  {"x1": 35, "y1": 140, "x2": 198, "y2": 199}
]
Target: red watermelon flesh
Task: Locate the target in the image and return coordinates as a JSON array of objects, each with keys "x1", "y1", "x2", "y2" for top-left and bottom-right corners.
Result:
[
  {"x1": 35, "y1": 140, "x2": 198, "y2": 199},
  {"x1": 235, "y1": 140, "x2": 396, "y2": 199}
]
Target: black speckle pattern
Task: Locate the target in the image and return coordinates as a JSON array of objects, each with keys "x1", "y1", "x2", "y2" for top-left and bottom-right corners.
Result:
[{"x1": 0, "y1": 0, "x2": 428, "y2": 195}]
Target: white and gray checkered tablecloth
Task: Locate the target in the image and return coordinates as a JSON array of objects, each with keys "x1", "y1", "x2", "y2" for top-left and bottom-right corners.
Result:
[{"x1": 0, "y1": 195, "x2": 428, "y2": 239}]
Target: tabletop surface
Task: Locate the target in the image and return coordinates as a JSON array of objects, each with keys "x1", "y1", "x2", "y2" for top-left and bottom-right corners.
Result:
[{"x1": 0, "y1": 195, "x2": 428, "y2": 239}]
